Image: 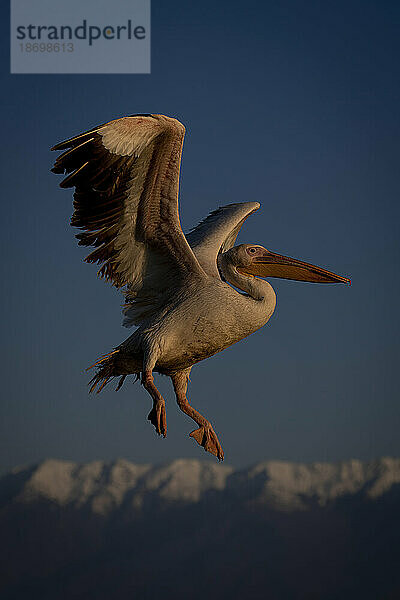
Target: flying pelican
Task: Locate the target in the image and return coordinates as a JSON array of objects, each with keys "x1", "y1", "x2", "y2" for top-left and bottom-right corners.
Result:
[{"x1": 51, "y1": 114, "x2": 350, "y2": 461}]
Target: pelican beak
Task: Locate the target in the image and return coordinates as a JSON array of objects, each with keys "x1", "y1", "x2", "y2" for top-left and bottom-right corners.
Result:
[{"x1": 241, "y1": 249, "x2": 351, "y2": 284}]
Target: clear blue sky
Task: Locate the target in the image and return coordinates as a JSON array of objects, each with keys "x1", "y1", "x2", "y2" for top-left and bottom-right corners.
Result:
[{"x1": 1, "y1": 0, "x2": 399, "y2": 473}]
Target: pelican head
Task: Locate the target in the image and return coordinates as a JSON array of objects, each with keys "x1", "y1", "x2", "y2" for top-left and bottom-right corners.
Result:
[{"x1": 224, "y1": 244, "x2": 351, "y2": 284}]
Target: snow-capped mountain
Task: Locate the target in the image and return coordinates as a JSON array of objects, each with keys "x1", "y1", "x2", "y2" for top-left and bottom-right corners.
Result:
[
  {"x1": 4, "y1": 456, "x2": 400, "y2": 514},
  {"x1": 1, "y1": 457, "x2": 400, "y2": 600}
]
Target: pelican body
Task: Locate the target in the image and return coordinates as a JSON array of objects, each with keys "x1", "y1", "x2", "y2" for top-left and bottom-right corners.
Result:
[{"x1": 52, "y1": 114, "x2": 350, "y2": 460}]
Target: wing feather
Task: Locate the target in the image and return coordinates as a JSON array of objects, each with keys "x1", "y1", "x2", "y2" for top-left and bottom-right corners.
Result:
[
  {"x1": 186, "y1": 202, "x2": 260, "y2": 277},
  {"x1": 52, "y1": 114, "x2": 207, "y2": 322}
]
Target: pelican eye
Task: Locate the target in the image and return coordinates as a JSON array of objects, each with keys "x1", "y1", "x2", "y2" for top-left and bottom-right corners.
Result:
[{"x1": 249, "y1": 247, "x2": 257, "y2": 254}]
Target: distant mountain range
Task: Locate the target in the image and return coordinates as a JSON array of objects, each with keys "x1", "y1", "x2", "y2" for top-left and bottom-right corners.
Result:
[
  {"x1": 1, "y1": 457, "x2": 400, "y2": 599},
  {"x1": 3, "y1": 456, "x2": 400, "y2": 513}
]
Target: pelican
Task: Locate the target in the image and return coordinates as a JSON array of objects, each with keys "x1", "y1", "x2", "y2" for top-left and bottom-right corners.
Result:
[{"x1": 51, "y1": 114, "x2": 350, "y2": 461}]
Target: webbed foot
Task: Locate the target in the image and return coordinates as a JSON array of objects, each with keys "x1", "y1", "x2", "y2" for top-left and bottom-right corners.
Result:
[
  {"x1": 190, "y1": 426, "x2": 224, "y2": 461},
  {"x1": 147, "y1": 400, "x2": 167, "y2": 437}
]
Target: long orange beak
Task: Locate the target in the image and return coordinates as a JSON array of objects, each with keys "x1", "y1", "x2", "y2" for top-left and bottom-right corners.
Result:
[{"x1": 240, "y1": 249, "x2": 351, "y2": 284}]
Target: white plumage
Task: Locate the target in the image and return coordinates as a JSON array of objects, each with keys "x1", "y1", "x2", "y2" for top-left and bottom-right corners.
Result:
[{"x1": 52, "y1": 113, "x2": 350, "y2": 460}]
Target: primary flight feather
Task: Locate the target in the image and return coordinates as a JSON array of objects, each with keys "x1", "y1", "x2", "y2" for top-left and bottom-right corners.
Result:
[{"x1": 52, "y1": 113, "x2": 350, "y2": 460}]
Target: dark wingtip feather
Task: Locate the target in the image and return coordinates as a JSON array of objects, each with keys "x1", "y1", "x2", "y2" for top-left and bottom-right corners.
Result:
[
  {"x1": 51, "y1": 165, "x2": 65, "y2": 174},
  {"x1": 59, "y1": 161, "x2": 89, "y2": 188},
  {"x1": 51, "y1": 133, "x2": 94, "y2": 152},
  {"x1": 51, "y1": 119, "x2": 112, "y2": 151},
  {"x1": 51, "y1": 114, "x2": 154, "y2": 152}
]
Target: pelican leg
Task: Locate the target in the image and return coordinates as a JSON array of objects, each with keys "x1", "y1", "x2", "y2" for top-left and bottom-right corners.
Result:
[
  {"x1": 142, "y1": 370, "x2": 167, "y2": 437},
  {"x1": 171, "y1": 369, "x2": 224, "y2": 461}
]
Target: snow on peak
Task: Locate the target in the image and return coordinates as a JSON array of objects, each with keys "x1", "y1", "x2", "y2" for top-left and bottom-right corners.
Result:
[{"x1": 4, "y1": 457, "x2": 399, "y2": 515}]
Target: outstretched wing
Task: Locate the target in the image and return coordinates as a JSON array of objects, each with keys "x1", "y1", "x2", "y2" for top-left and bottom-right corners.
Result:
[
  {"x1": 186, "y1": 202, "x2": 260, "y2": 277},
  {"x1": 52, "y1": 114, "x2": 207, "y2": 326}
]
